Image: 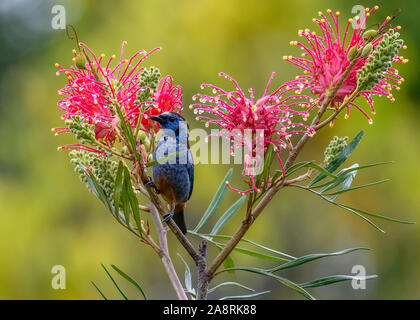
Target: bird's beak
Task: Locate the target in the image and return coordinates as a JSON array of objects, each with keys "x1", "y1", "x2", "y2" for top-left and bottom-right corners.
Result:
[{"x1": 150, "y1": 115, "x2": 165, "y2": 124}]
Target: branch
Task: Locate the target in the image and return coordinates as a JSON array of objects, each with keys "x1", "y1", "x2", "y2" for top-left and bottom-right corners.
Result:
[
  {"x1": 149, "y1": 202, "x2": 188, "y2": 300},
  {"x1": 140, "y1": 170, "x2": 203, "y2": 265},
  {"x1": 196, "y1": 241, "x2": 208, "y2": 300}
]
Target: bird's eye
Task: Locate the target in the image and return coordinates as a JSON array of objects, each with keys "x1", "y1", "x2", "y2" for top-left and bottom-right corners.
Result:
[{"x1": 169, "y1": 117, "x2": 175, "y2": 122}]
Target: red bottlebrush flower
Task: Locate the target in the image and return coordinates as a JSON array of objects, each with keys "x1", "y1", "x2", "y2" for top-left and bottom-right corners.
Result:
[
  {"x1": 141, "y1": 75, "x2": 183, "y2": 132},
  {"x1": 284, "y1": 6, "x2": 407, "y2": 123},
  {"x1": 191, "y1": 72, "x2": 315, "y2": 193},
  {"x1": 55, "y1": 41, "x2": 161, "y2": 145}
]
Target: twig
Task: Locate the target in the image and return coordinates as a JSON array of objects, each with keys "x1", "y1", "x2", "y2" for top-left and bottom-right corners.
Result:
[
  {"x1": 140, "y1": 171, "x2": 203, "y2": 265},
  {"x1": 149, "y1": 202, "x2": 188, "y2": 300},
  {"x1": 196, "y1": 241, "x2": 208, "y2": 300}
]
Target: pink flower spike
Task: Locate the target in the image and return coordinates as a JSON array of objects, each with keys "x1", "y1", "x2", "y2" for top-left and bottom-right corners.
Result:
[
  {"x1": 56, "y1": 42, "x2": 163, "y2": 145},
  {"x1": 285, "y1": 7, "x2": 405, "y2": 122},
  {"x1": 191, "y1": 73, "x2": 315, "y2": 192}
]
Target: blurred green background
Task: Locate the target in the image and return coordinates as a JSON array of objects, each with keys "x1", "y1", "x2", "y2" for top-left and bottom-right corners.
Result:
[{"x1": 0, "y1": 0, "x2": 418, "y2": 299}]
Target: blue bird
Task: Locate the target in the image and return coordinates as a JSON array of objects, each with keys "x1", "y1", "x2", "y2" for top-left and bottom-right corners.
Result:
[{"x1": 149, "y1": 112, "x2": 194, "y2": 234}]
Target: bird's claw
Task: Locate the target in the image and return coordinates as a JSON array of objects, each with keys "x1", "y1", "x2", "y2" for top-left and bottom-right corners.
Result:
[
  {"x1": 145, "y1": 179, "x2": 159, "y2": 193},
  {"x1": 162, "y1": 213, "x2": 173, "y2": 223}
]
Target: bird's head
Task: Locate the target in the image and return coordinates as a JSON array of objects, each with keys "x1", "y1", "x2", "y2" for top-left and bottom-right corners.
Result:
[{"x1": 149, "y1": 112, "x2": 188, "y2": 135}]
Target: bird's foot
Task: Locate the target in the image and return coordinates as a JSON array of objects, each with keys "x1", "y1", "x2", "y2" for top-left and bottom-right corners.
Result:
[
  {"x1": 162, "y1": 213, "x2": 173, "y2": 223},
  {"x1": 145, "y1": 179, "x2": 159, "y2": 193}
]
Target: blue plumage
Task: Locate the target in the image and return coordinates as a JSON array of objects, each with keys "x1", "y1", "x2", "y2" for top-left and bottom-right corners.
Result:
[{"x1": 150, "y1": 112, "x2": 194, "y2": 234}]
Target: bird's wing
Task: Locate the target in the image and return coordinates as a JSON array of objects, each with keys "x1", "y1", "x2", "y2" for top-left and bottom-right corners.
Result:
[{"x1": 187, "y1": 150, "x2": 194, "y2": 200}]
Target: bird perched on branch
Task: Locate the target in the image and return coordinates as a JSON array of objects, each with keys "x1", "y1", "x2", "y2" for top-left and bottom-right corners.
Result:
[{"x1": 149, "y1": 112, "x2": 194, "y2": 234}]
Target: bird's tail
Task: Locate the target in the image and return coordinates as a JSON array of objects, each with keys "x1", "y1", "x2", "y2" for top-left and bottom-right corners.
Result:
[{"x1": 173, "y1": 204, "x2": 187, "y2": 234}]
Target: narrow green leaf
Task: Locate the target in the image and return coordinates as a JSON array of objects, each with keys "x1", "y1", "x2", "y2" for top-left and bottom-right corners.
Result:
[
  {"x1": 113, "y1": 162, "x2": 124, "y2": 219},
  {"x1": 338, "y1": 202, "x2": 415, "y2": 225},
  {"x1": 210, "y1": 196, "x2": 245, "y2": 235},
  {"x1": 320, "y1": 164, "x2": 359, "y2": 201},
  {"x1": 123, "y1": 166, "x2": 142, "y2": 232},
  {"x1": 190, "y1": 232, "x2": 295, "y2": 261},
  {"x1": 276, "y1": 161, "x2": 338, "y2": 182},
  {"x1": 285, "y1": 161, "x2": 314, "y2": 177},
  {"x1": 114, "y1": 105, "x2": 138, "y2": 162},
  {"x1": 120, "y1": 184, "x2": 131, "y2": 228},
  {"x1": 91, "y1": 281, "x2": 108, "y2": 300},
  {"x1": 336, "y1": 161, "x2": 392, "y2": 177},
  {"x1": 256, "y1": 143, "x2": 275, "y2": 187},
  {"x1": 80, "y1": 164, "x2": 113, "y2": 214},
  {"x1": 230, "y1": 246, "x2": 291, "y2": 262},
  {"x1": 101, "y1": 264, "x2": 128, "y2": 300},
  {"x1": 323, "y1": 179, "x2": 390, "y2": 197},
  {"x1": 178, "y1": 254, "x2": 193, "y2": 293},
  {"x1": 219, "y1": 290, "x2": 271, "y2": 300},
  {"x1": 193, "y1": 168, "x2": 233, "y2": 232},
  {"x1": 268, "y1": 247, "x2": 370, "y2": 272},
  {"x1": 223, "y1": 267, "x2": 315, "y2": 300},
  {"x1": 291, "y1": 185, "x2": 387, "y2": 232},
  {"x1": 208, "y1": 282, "x2": 255, "y2": 294},
  {"x1": 222, "y1": 254, "x2": 235, "y2": 274},
  {"x1": 299, "y1": 274, "x2": 378, "y2": 288},
  {"x1": 320, "y1": 164, "x2": 358, "y2": 194},
  {"x1": 323, "y1": 195, "x2": 385, "y2": 232},
  {"x1": 111, "y1": 264, "x2": 147, "y2": 300},
  {"x1": 309, "y1": 161, "x2": 392, "y2": 190},
  {"x1": 191, "y1": 232, "x2": 290, "y2": 262},
  {"x1": 309, "y1": 130, "x2": 364, "y2": 187}
]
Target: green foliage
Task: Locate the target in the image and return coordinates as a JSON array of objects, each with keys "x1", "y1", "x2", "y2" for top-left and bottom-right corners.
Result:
[
  {"x1": 357, "y1": 29, "x2": 404, "y2": 91},
  {"x1": 178, "y1": 254, "x2": 195, "y2": 298},
  {"x1": 219, "y1": 290, "x2": 271, "y2": 300},
  {"x1": 210, "y1": 195, "x2": 245, "y2": 235},
  {"x1": 212, "y1": 247, "x2": 377, "y2": 300},
  {"x1": 65, "y1": 115, "x2": 96, "y2": 144},
  {"x1": 299, "y1": 274, "x2": 377, "y2": 288},
  {"x1": 267, "y1": 247, "x2": 369, "y2": 272},
  {"x1": 284, "y1": 131, "x2": 414, "y2": 232},
  {"x1": 255, "y1": 143, "x2": 275, "y2": 189},
  {"x1": 92, "y1": 264, "x2": 147, "y2": 300},
  {"x1": 101, "y1": 264, "x2": 128, "y2": 300},
  {"x1": 111, "y1": 264, "x2": 147, "y2": 300},
  {"x1": 208, "y1": 281, "x2": 255, "y2": 294}
]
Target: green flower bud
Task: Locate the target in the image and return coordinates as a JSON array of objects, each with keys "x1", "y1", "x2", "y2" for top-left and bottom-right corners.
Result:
[
  {"x1": 75, "y1": 54, "x2": 86, "y2": 70},
  {"x1": 362, "y1": 29, "x2": 378, "y2": 40},
  {"x1": 143, "y1": 138, "x2": 150, "y2": 150},
  {"x1": 136, "y1": 130, "x2": 147, "y2": 142},
  {"x1": 361, "y1": 43, "x2": 373, "y2": 58},
  {"x1": 347, "y1": 46, "x2": 358, "y2": 61}
]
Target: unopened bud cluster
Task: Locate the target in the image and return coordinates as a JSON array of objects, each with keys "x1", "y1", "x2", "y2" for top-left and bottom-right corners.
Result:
[
  {"x1": 65, "y1": 115, "x2": 96, "y2": 145},
  {"x1": 69, "y1": 149, "x2": 118, "y2": 202},
  {"x1": 135, "y1": 67, "x2": 161, "y2": 104},
  {"x1": 357, "y1": 29, "x2": 403, "y2": 91},
  {"x1": 324, "y1": 136, "x2": 348, "y2": 165}
]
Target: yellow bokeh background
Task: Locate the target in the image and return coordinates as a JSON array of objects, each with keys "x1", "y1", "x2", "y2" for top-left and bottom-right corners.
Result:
[{"x1": 0, "y1": 0, "x2": 418, "y2": 299}]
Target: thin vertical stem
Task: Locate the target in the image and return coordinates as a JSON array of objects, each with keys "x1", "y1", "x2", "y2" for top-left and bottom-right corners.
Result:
[{"x1": 149, "y1": 202, "x2": 188, "y2": 300}]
